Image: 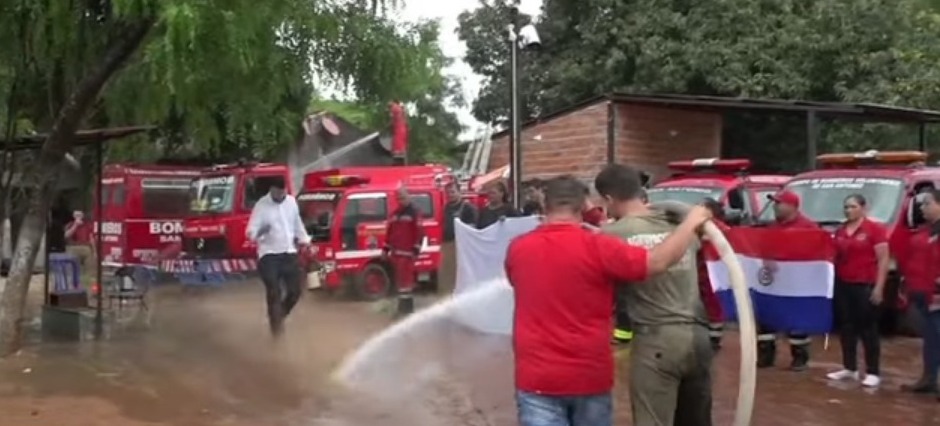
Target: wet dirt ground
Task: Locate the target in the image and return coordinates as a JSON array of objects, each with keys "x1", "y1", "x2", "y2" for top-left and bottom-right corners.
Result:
[{"x1": 0, "y1": 280, "x2": 939, "y2": 426}]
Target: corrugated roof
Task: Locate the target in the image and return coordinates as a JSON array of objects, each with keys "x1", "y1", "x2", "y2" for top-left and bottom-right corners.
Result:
[
  {"x1": 1, "y1": 125, "x2": 155, "y2": 151},
  {"x1": 491, "y1": 93, "x2": 940, "y2": 139}
]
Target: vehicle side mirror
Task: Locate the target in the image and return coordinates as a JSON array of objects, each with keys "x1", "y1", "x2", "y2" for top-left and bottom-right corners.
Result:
[
  {"x1": 724, "y1": 208, "x2": 745, "y2": 226},
  {"x1": 907, "y1": 193, "x2": 927, "y2": 228}
]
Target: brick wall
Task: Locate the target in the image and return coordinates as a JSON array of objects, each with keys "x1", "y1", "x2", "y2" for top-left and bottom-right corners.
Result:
[
  {"x1": 489, "y1": 101, "x2": 608, "y2": 182},
  {"x1": 487, "y1": 100, "x2": 722, "y2": 184},
  {"x1": 613, "y1": 105, "x2": 722, "y2": 181}
]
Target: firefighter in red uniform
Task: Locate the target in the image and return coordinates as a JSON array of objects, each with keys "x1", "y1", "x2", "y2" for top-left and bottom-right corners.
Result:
[
  {"x1": 759, "y1": 190, "x2": 820, "y2": 370},
  {"x1": 384, "y1": 185, "x2": 424, "y2": 316},
  {"x1": 699, "y1": 198, "x2": 728, "y2": 350}
]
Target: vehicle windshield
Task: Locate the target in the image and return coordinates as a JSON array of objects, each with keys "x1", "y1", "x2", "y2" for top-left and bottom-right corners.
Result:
[
  {"x1": 190, "y1": 175, "x2": 235, "y2": 214},
  {"x1": 141, "y1": 178, "x2": 192, "y2": 218},
  {"x1": 298, "y1": 191, "x2": 340, "y2": 242},
  {"x1": 785, "y1": 177, "x2": 905, "y2": 225},
  {"x1": 647, "y1": 186, "x2": 724, "y2": 205}
]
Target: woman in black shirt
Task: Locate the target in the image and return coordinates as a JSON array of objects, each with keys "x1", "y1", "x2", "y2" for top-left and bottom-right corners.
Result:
[{"x1": 477, "y1": 180, "x2": 520, "y2": 229}]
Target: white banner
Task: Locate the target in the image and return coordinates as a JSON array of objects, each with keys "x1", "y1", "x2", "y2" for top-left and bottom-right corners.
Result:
[{"x1": 451, "y1": 217, "x2": 539, "y2": 335}]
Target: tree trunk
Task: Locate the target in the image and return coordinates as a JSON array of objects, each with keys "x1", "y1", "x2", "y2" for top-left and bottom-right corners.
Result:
[{"x1": 0, "y1": 18, "x2": 155, "y2": 356}]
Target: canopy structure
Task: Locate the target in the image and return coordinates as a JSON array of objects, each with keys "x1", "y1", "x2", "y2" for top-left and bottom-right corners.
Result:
[{"x1": 1, "y1": 125, "x2": 153, "y2": 340}]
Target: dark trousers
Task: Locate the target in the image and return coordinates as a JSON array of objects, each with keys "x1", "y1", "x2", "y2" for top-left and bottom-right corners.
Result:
[
  {"x1": 911, "y1": 293, "x2": 940, "y2": 385},
  {"x1": 835, "y1": 281, "x2": 881, "y2": 375},
  {"x1": 258, "y1": 253, "x2": 302, "y2": 335}
]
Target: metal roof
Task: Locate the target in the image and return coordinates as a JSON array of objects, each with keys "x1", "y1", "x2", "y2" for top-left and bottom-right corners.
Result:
[
  {"x1": 1, "y1": 125, "x2": 155, "y2": 151},
  {"x1": 492, "y1": 93, "x2": 940, "y2": 139}
]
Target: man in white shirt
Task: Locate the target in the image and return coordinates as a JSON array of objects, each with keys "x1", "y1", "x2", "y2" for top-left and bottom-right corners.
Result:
[{"x1": 245, "y1": 177, "x2": 310, "y2": 336}]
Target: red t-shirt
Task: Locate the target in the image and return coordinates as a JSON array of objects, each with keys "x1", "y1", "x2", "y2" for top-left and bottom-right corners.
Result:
[
  {"x1": 67, "y1": 220, "x2": 93, "y2": 245},
  {"x1": 582, "y1": 206, "x2": 606, "y2": 227},
  {"x1": 769, "y1": 214, "x2": 818, "y2": 230},
  {"x1": 901, "y1": 226, "x2": 939, "y2": 295},
  {"x1": 833, "y1": 218, "x2": 888, "y2": 284},
  {"x1": 505, "y1": 222, "x2": 648, "y2": 395}
]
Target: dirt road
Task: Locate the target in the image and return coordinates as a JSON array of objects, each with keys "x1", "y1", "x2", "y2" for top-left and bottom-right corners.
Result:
[{"x1": 0, "y1": 282, "x2": 938, "y2": 425}]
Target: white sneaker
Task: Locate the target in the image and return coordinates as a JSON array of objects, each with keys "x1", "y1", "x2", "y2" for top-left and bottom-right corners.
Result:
[
  {"x1": 861, "y1": 374, "x2": 881, "y2": 387},
  {"x1": 826, "y1": 369, "x2": 859, "y2": 381}
]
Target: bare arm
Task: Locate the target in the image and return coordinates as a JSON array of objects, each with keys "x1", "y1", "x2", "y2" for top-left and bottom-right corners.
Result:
[{"x1": 873, "y1": 242, "x2": 890, "y2": 295}]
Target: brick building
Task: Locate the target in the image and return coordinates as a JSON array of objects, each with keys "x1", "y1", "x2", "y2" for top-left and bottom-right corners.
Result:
[{"x1": 487, "y1": 93, "x2": 940, "y2": 184}]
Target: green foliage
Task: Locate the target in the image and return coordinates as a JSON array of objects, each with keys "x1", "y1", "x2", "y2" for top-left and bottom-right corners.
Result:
[
  {"x1": 458, "y1": 0, "x2": 940, "y2": 171},
  {"x1": 0, "y1": 0, "x2": 449, "y2": 163}
]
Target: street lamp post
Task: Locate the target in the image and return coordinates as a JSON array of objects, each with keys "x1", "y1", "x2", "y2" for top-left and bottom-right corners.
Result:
[{"x1": 506, "y1": 3, "x2": 540, "y2": 211}]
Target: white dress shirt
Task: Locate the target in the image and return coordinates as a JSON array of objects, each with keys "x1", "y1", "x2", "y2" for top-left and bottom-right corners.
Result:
[{"x1": 245, "y1": 194, "x2": 311, "y2": 258}]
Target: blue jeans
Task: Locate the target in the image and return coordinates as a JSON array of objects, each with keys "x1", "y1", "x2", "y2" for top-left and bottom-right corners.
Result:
[
  {"x1": 912, "y1": 293, "x2": 940, "y2": 384},
  {"x1": 516, "y1": 390, "x2": 612, "y2": 426}
]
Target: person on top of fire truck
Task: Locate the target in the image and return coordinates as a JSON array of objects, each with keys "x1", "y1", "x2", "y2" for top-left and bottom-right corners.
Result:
[
  {"x1": 759, "y1": 190, "x2": 819, "y2": 371},
  {"x1": 384, "y1": 185, "x2": 424, "y2": 316}
]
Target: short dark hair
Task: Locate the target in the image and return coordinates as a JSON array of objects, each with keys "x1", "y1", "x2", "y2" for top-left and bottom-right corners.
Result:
[
  {"x1": 594, "y1": 164, "x2": 644, "y2": 201},
  {"x1": 844, "y1": 193, "x2": 867, "y2": 207},
  {"x1": 543, "y1": 175, "x2": 587, "y2": 214},
  {"x1": 268, "y1": 176, "x2": 287, "y2": 190}
]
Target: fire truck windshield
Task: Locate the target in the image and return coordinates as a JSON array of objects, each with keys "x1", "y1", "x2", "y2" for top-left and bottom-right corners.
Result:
[
  {"x1": 190, "y1": 175, "x2": 235, "y2": 214},
  {"x1": 141, "y1": 178, "x2": 192, "y2": 218},
  {"x1": 785, "y1": 177, "x2": 905, "y2": 225},
  {"x1": 298, "y1": 192, "x2": 340, "y2": 242},
  {"x1": 647, "y1": 186, "x2": 723, "y2": 205}
]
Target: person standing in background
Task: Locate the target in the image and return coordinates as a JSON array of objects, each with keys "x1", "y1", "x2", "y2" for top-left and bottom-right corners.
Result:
[
  {"x1": 521, "y1": 179, "x2": 545, "y2": 216},
  {"x1": 758, "y1": 190, "x2": 819, "y2": 371},
  {"x1": 826, "y1": 194, "x2": 890, "y2": 388},
  {"x1": 477, "y1": 180, "x2": 519, "y2": 229},
  {"x1": 440, "y1": 182, "x2": 477, "y2": 295},
  {"x1": 900, "y1": 188, "x2": 940, "y2": 396},
  {"x1": 64, "y1": 210, "x2": 95, "y2": 286},
  {"x1": 384, "y1": 186, "x2": 424, "y2": 316},
  {"x1": 246, "y1": 177, "x2": 310, "y2": 337}
]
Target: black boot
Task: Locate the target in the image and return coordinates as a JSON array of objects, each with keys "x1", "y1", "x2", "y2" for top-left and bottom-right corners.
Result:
[
  {"x1": 395, "y1": 292, "x2": 415, "y2": 318},
  {"x1": 902, "y1": 377, "x2": 939, "y2": 394},
  {"x1": 757, "y1": 341, "x2": 776, "y2": 368},
  {"x1": 789, "y1": 344, "x2": 809, "y2": 371}
]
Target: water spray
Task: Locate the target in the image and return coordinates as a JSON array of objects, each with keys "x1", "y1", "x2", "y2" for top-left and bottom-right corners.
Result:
[{"x1": 333, "y1": 202, "x2": 756, "y2": 426}]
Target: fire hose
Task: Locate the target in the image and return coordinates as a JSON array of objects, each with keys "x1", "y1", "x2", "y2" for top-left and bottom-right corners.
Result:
[{"x1": 652, "y1": 201, "x2": 756, "y2": 426}]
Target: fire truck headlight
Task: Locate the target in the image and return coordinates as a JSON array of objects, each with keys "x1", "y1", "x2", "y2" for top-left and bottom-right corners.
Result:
[
  {"x1": 321, "y1": 261, "x2": 336, "y2": 272},
  {"x1": 219, "y1": 224, "x2": 226, "y2": 234}
]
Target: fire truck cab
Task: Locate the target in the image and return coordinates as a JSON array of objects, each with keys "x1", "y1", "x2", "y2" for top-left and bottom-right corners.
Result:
[
  {"x1": 298, "y1": 164, "x2": 453, "y2": 300},
  {"x1": 174, "y1": 162, "x2": 292, "y2": 273},
  {"x1": 778, "y1": 150, "x2": 939, "y2": 335},
  {"x1": 95, "y1": 164, "x2": 200, "y2": 267},
  {"x1": 648, "y1": 158, "x2": 790, "y2": 224}
]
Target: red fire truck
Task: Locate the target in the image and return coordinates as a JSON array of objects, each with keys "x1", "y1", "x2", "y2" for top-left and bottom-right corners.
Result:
[
  {"x1": 776, "y1": 150, "x2": 940, "y2": 335},
  {"x1": 160, "y1": 162, "x2": 293, "y2": 275},
  {"x1": 95, "y1": 164, "x2": 201, "y2": 267},
  {"x1": 648, "y1": 158, "x2": 790, "y2": 223},
  {"x1": 297, "y1": 164, "x2": 454, "y2": 300}
]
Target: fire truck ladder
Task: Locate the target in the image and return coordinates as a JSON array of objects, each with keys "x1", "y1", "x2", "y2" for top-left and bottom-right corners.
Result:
[{"x1": 459, "y1": 127, "x2": 494, "y2": 179}]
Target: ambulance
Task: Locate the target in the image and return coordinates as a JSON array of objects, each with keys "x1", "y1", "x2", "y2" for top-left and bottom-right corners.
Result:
[
  {"x1": 297, "y1": 164, "x2": 454, "y2": 300},
  {"x1": 95, "y1": 164, "x2": 201, "y2": 267},
  {"x1": 778, "y1": 150, "x2": 940, "y2": 335},
  {"x1": 647, "y1": 158, "x2": 790, "y2": 224},
  {"x1": 161, "y1": 162, "x2": 293, "y2": 275}
]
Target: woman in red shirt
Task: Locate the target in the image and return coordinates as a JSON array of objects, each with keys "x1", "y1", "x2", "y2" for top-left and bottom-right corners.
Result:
[
  {"x1": 900, "y1": 189, "x2": 940, "y2": 395},
  {"x1": 825, "y1": 194, "x2": 891, "y2": 388}
]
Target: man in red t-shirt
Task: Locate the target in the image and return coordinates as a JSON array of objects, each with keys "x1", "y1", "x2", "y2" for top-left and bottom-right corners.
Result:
[
  {"x1": 505, "y1": 175, "x2": 710, "y2": 426},
  {"x1": 757, "y1": 190, "x2": 820, "y2": 371},
  {"x1": 64, "y1": 210, "x2": 95, "y2": 286}
]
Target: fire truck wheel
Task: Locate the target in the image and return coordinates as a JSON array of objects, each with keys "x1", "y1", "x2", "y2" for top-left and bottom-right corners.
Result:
[{"x1": 354, "y1": 263, "x2": 393, "y2": 301}]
